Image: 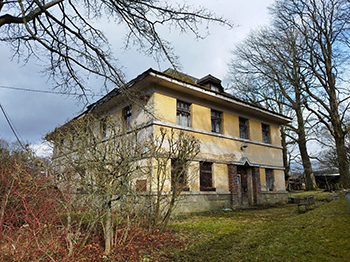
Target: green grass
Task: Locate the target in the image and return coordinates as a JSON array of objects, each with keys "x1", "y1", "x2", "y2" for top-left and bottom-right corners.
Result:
[{"x1": 167, "y1": 191, "x2": 350, "y2": 262}]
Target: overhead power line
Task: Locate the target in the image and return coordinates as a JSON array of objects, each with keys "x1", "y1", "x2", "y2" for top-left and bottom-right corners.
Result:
[
  {"x1": 0, "y1": 102, "x2": 26, "y2": 150},
  {"x1": 0, "y1": 85, "x2": 103, "y2": 97}
]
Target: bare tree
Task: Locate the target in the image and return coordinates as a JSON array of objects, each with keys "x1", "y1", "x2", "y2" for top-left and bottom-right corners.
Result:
[
  {"x1": 228, "y1": 24, "x2": 316, "y2": 190},
  {"x1": 0, "y1": 0, "x2": 231, "y2": 98},
  {"x1": 149, "y1": 128, "x2": 200, "y2": 232},
  {"x1": 46, "y1": 116, "x2": 200, "y2": 254},
  {"x1": 47, "y1": 115, "x2": 150, "y2": 255},
  {"x1": 272, "y1": 0, "x2": 350, "y2": 188}
]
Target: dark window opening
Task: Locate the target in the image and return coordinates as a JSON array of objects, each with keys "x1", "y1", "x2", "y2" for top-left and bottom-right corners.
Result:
[
  {"x1": 124, "y1": 105, "x2": 132, "y2": 129},
  {"x1": 177, "y1": 100, "x2": 191, "y2": 127},
  {"x1": 101, "y1": 118, "x2": 107, "y2": 138},
  {"x1": 136, "y1": 179, "x2": 147, "y2": 191},
  {"x1": 262, "y1": 124, "x2": 270, "y2": 143},
  {"x1": 266, "y1": 169, "x2": 274, "y2": 191},
  {"x1": 171, "y1": 159, "x2": 189, "y2": 191},
  {"x1": 239, "y1": 117, "x2": 249, "y2": 139},
  {"x1": 200, "y1": 162, "x2": 215, "y2": 191},
  {"x1": 211, "y1": 110, "x2": 222, "y2": 133}
]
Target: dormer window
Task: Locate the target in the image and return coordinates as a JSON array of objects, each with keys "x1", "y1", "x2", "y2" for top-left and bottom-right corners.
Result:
[
  {"x1": 211, "y1": 85, "x2": 220, "y2": 92},
  {"x1": 197, "y1": 74, "x2": 224, "y2": 92}
]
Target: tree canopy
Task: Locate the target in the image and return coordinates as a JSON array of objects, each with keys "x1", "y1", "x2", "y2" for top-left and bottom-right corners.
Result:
[{"x1": 0, "y1": 0, "x2": 231, "y2": 98}]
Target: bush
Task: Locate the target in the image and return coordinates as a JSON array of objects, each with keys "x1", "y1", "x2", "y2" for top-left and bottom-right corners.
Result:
[{"x1": 0, "y1": 151, "x2": 71, "y2": 261}]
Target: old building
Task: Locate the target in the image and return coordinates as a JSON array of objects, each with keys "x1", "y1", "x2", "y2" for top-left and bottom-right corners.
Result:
[{"x1": 50, "y1": 68, "x2": 291, "y2": 212}]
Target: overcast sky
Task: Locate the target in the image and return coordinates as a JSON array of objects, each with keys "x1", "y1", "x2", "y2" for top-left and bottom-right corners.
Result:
[{"x1": 0, "y1": 0, "x2": 275, "y2": 156}]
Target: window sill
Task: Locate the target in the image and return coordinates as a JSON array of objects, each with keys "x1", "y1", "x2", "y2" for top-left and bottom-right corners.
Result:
[{"x1": 200, "y1": 187, "x2": 216, "y2": 192}]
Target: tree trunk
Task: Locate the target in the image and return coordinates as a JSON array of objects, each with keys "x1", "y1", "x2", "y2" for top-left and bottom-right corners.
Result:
[
  {"x1": 280, "y1": 127, "x2": 289, "y2": 183},
  {"x1": 105, "y1": 203, "x2": 113, "y2": 255},
  {"x1": 298, "y1": 136, "x2": 315, "y2": 190},
  {"x1": 295, "y1": 107, "x2": 315, "y2": 191},
  {"x1": 328, "y1": 73, "x2": 350, "y2": 188},
  {"x1": 335, "y1": 135, "x2": 350, "y2": 188}
]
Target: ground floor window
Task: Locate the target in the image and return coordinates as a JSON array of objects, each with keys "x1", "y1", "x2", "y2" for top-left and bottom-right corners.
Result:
[
  {"x1": 171, "y1": 159, "x2": 189, "y2": 191},
  {"x1": 136, "y1": 179, "x2": 147, "y2": 191},
  {"x1": 200, "y1": 162, "x2": 215, "y2": 191},
  {"x1": 266, "y1": 169, "x2": 274, "y2": 191}
]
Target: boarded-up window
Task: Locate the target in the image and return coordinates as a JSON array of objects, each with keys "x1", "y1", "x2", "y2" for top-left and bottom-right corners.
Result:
[
  {"x1": 200, "y1": 162, "x2": 216, "y2": 191},
  {"x1": 266, "y1": 169, "x2": 274, "y2": 191},
  {"x1": 171, "y1": 159, "x2": 189, "y2": 191},
  {"x1": 136, "y1": 179, "x2": 147, "y2": 191}
]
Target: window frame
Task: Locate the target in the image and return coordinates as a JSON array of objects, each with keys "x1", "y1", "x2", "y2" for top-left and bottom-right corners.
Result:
[
  {"x1": 123, "y1": 105, "x2": 132, "y2": 129},
  {"x1": 265, "y1": 169, "x2": 274, "y2": 191},
  {"x1": 176, "y1": 100, "x2": 191, "y2": 127},
  {"x1": 171, "y1": 159, "x2": 189, "y2": 191},
  {"x1": 211, "y1": 109, "x2": 222, "y2": 133},
  {"x1": 136, "y1": 179, "x2": 147, "y2": 192},
  {"x1": 239, "y1": 117, "x2": 249, "y2": 139},
  {"x1": 262, "y1": 123, "x2": 270, "y2": 144},
  {"x1": 200, "y1": 161, "x2": 216, "y2": 191},
  {"x1": 100, "y1": 118, "x2": 107, "y2": 138}
]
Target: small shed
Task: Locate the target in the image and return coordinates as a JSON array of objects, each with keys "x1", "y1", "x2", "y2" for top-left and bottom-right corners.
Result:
[{"x1": 314, "y1": 173, "x2": 340, "y2": 191}]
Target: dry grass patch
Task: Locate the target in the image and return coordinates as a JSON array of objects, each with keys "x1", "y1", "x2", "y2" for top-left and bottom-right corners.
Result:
[{"x1": 167, "y1": 191, "x2": 350, "y2": 262}]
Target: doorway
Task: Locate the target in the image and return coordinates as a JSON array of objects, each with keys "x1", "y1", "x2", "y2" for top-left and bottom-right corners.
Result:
[{"x1": 237, "y1": 166, "x2": 252, "y2": 206}]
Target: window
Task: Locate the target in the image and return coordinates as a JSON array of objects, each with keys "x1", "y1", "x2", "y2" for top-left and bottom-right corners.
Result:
[
  {"x1": 266, "y1": 169, "x2": 274, "y2": 191},
  {"x1": 124, "y1": 105, "x2": 132, "y2": 129},
  {"x1": 101, "y1": 118, "x2": 107, "y2": 138},
  {"x1": 239, "y1": 117, "x2": 249, "y2": 139},
  {"x1": 200, "y1": 162, "x2": 215, "y2": 191},
  {"x1": 171, "y1": 159, "x2": 189, "y2": 191},
  {"x1": 136, "y1": 179, "x2": 147, "y2": 192},
  {"x1": 211, "y1": 110, "x2": 222, "y2": 133},
  {"x1": 177, "y1": 100, "x2": 191, "y2": 127},
  {"x1": 262, "y1": 124, "x2": 270, "y2": 143}
]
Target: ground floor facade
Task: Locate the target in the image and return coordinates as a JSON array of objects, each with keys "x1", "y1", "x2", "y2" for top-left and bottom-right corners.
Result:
[{"x1": 145, "y1": 159, "x2": 288, "y2": 213}]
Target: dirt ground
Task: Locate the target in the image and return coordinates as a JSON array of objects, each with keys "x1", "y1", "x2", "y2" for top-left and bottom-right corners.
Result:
[{"x1": 74, "y1": 228, "x2": 185, "y2": 262}]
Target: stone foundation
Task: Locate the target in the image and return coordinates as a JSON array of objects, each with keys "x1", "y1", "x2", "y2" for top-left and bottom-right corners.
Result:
[
  {"x1": 172, "y1": 190, "x2": 288, "y2": 213},
  {"x1": 261, "y1": 191, "x2": 288, "y2": 205},
  {"x1": 173, "y1": 192, "x2": 231, "y2": 213}
]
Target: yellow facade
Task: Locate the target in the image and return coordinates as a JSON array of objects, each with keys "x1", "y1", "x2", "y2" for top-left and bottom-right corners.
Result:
[
  {"x1": 52, "y1": 68, "x2": 290, "y2": 210},
  {"x1": 191, "y1": 104, "x2": 211, "y2": 131},
  {"x1": 154, "y1": 93, "x2": 176, "y2": 124},
  {"x1": 222, "y1": 112, "x2": 239, "y2": 137}
]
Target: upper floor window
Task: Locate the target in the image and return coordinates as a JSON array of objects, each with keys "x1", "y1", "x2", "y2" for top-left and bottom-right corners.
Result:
[
  {"x1": 211, "y1": 109, "x2": 222, "y2": 133},
  {"x1": 177, "y1": 100, "x2": 191, "y2": 127},
  {"x1": 239, "y1": 117, "x2": 249, "y2": 139},
  {"x1": 101, "y1": 118, "x2": 107, "y2": 138},
  {"x1": 262, "y1": 123, "x2": 270, "y2": 143},
  {"x1": 266, "y1": 169, "x2": 274, "y2": 191},
  {"x1": 124, "y1": 105, "x2": 132, "y2": 129}
]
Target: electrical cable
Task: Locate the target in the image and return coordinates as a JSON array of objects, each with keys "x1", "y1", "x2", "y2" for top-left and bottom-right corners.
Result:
[
  {"x1": 0, "y1": 103, "x2": 26, "y2": 150},
  {"x1": 0, "y1": 85, "x2": 103, "y2": 97}
]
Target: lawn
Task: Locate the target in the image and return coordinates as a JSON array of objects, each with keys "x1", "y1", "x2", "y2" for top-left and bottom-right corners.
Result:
[{"x1": 167, "y1": 191, "x2": 350, "y2": 262}]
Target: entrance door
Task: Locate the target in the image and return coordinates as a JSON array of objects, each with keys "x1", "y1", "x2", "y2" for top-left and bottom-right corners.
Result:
[{"x1": 237, "y1": 166, "x2": 249, "y2": 206}]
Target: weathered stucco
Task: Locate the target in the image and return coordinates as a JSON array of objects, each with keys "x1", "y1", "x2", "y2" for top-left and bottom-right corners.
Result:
[{"x1": 51, "y1": 69, "x2": 290, "y2": 212}]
